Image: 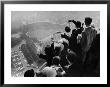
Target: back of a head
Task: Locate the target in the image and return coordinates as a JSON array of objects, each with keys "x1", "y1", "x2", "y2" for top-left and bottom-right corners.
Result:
[
  {"x1": 76, "y1": 21, "x2": 81, "y2": 28},
  {"x1": 85, "y1": 17, "x2": 92, "y2": 26},
  {"x1": 65, "y1": 26, "x2": 71, "y2": 33},
  {"x1": 52, "y1": 56, "x2": 60, "y2": 66},
  {"x1": 24, "y1": 69, "x2": 34, "y2": 77},
  {"x1": 45, "y1": 46, "x2": 50, "y2": 55}
]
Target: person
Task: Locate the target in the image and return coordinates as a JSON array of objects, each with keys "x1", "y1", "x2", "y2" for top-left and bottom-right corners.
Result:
[
  {"x1": 53, "y1": 38, "x2": 70, "y2": 68},
  {"x1": 59, "y1": 45, "x2": 70, "y2": 68},
  {"x1": 58, "y1": 38, "x2": 69, "y2": 51},
  {"x1": 37, "y1": 66, "x2": 57, "y2": 77},
  {"x1": 61, "y1": 26, "x2": 71, "y2": 43},
  {"x1": 66, "y1": 49, "x2": 84, "y2": 77},
  {"x1": 62, "y1": 20, "x2": 84, "y2": 77},
  {"x1": 52, "y1": 56, "x2": 66, "y2": 77},
  {"x1": 68, "y1": 19, "x2": 84, "y2": 32},
  {"x1": 66, "y1": 49, "x2": 77, "y2": 64},
  {"x1": 24, "y1": 69, "x2": 35, "y2": 77},
  {"x1": 68, "y1": 21, "x2": 83, "y2": 62},
  {"x1": 83, "y1": 33, "x2": 100, "y2": 76},
  {"x1": 80, "y1": 17, "x2": 97, "y2": 64},
  {"x1": 39, "y1": 45, "x2": 54, "y2": 66},
  {"x1": 54, "y1": 38, "x2": 70, "y2": 68},
  {"x1": 39, "y1": 39, "x2": 65, "y2": 67},
  {"x1": 36, "y1": 56, "x2": 66, "y2": 77},
  {"x1": 54, "y1": 42, "x2": 64, "y2": 56}
]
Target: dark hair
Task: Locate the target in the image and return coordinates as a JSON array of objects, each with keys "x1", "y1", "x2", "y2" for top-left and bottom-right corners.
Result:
[
  {"x1": 76, "y1": 21, "x2": 81, "y2": 28},
  {"x1": 85, "y1": 17, "x2": 92, "y2": 26},
  {"x1": 24, "y1": 69, "x2": 34, "y2": 77},
  {"x1": 44, "y1": 46, "x2": 50, "y2": 55},
  {"x1": 54, "y1": 46, "x2": 61, "y2": 56},
  {"x1": 52, "y1": 56, "x2": 60, "y2": 66},
  {"x1": 65, "y1": 26, "x2": 71, "y2": 33}
]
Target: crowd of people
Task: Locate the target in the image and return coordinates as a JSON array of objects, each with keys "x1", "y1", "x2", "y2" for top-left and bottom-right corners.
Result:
[{"x1": 24, "y1": 17, "x2": 100, "y2": 77}]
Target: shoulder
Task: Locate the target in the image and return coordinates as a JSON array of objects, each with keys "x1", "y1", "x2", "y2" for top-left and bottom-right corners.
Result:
[{"x1": 91, "y1": 23, "x2": 95, "y2": 28}]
